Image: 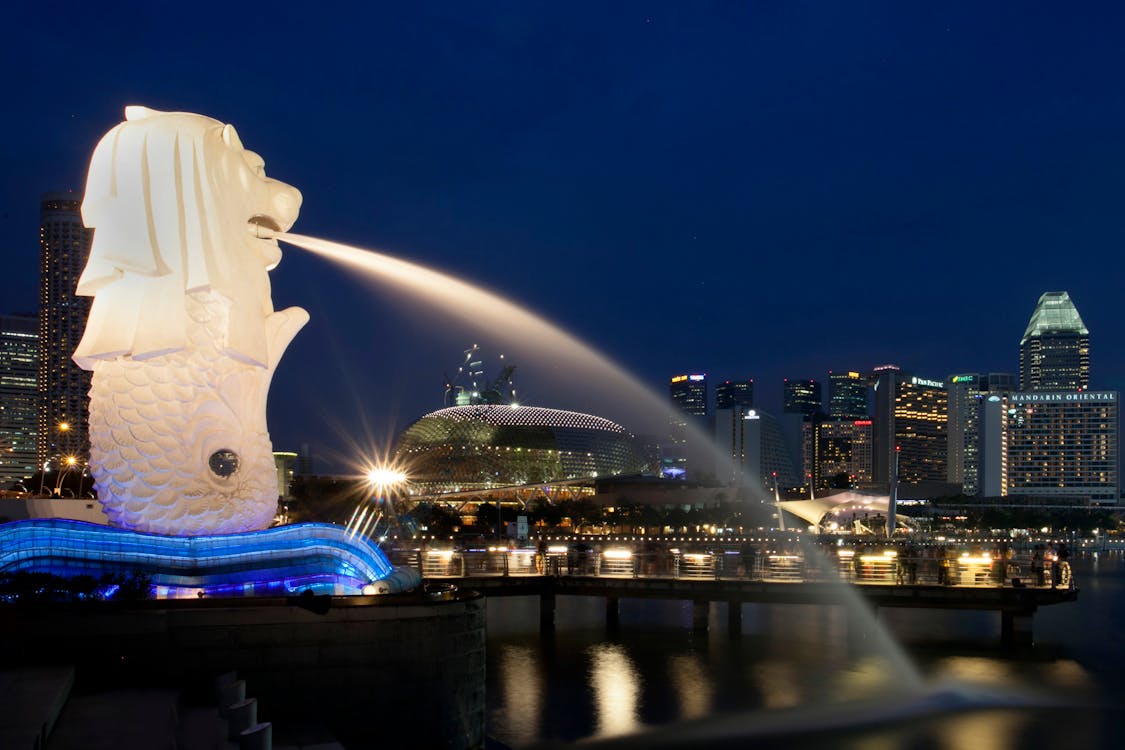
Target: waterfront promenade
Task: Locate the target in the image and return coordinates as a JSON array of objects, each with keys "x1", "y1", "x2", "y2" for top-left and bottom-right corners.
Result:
[{"x1": 397, "y1": 536, "x2": 1080, "y2": 645}]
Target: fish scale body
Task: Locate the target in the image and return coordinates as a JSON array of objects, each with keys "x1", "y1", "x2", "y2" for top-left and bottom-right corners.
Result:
[{"x1": 88, "y1": 292, "x2": 277, "y2": 536}]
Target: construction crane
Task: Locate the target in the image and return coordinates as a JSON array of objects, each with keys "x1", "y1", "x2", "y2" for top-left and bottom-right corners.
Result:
[{"x1": 443, "y1": 345, "x2": 518, "y2": 406}]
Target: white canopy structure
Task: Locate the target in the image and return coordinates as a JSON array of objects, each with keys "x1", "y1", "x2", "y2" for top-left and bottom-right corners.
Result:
[{"x1": 777, "y1": 491, "x2": 915, "y2": 534}]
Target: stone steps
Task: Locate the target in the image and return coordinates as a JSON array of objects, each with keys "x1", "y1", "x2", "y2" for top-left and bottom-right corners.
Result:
[{"x1": 0, "y1": 666, "x2": 75, "y2": 749}]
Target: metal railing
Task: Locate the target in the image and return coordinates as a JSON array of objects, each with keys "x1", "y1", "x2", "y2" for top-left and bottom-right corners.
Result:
[{"x1": 397, "y1": 541, "x2": 1076, "y2": 590}]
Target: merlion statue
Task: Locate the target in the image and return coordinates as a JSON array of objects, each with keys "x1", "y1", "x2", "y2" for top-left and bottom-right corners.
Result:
[{"x1": 74, "y1": 106, "x2": 307, "y2": 535}]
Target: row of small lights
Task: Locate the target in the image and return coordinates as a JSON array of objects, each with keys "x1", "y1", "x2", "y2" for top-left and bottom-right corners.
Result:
[{"x1": 410, "y1": 532, "x2": 1105, "y2": 543}]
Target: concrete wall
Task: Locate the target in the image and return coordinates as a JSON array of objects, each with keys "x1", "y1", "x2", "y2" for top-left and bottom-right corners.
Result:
[
  {"x1": 0, "y1": 593, "x2": 486, "y2": 749},
  {"x1": 0, "y1": 497, "x2": 108, "y2": 524}
]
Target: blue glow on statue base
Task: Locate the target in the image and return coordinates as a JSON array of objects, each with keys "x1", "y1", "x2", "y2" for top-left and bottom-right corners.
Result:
[{"x1": 0, "y1": 519, "x2": 420, "y2": 597}]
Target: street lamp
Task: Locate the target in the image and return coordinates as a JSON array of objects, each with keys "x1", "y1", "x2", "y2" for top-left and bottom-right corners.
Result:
[
  {"x1": 887, "y1": 445, "x2": 900, "y2": 539},
  {"x1": 54, "y1": 455, "x2": 78, "y2": 496},
  {"x1": 38, "y1": 422, "x2": 74, "y2": 497},
  {"x1": 348, "y1": 464, "x2": 408, "y2": 540},
  {"x1": 37, "y1": 459, "x2": 50, "y2": 497}
]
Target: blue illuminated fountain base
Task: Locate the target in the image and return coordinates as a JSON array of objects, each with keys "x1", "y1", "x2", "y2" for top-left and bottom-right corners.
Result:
[{"x1": 0, "y1": 519, "x2": 420, "y2": 598}]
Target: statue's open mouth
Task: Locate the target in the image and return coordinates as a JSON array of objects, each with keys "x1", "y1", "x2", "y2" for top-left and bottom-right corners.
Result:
[{"x1": 248, "y1": 215, "x2": 282, "y2": 239}]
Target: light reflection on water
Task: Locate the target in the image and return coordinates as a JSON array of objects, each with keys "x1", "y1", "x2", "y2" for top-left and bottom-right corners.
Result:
[
  {"x1": 831, "y1": 656, "x2": 901, "y2": 698},
  {"x1": 752, "y1": 662, "x2": 801, "y2": 709},
  {"x1": 485, "y1": 552, "x2": 1122, "y2": 748},
  {"x1": 667, "y1": 654, "x2": 712, "y2": 720},
  {"x1": 499, "y1": 645, "x2": 544, "y2": 747},
  {"x1": 934, "y1": 710, "x2": 1029, "y2": 750},
  {"x1": 588, "y1": 644, "x2": 643, "y2": 738}
]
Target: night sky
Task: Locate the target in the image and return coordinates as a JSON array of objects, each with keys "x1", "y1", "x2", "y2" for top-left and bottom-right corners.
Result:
[{"x1": 3, "y1": 3, "x2": 1125, "y2": 472}]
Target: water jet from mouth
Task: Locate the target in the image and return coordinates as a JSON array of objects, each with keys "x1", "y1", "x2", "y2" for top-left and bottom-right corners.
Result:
[{"x1": 277, "y1": 230, "x2": 925, "y2": 694}]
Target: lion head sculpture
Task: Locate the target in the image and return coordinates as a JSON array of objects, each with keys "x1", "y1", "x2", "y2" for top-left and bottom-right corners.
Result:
[
  {"x1": 74, "y1": 106, "x2": 309, "y2": 535},
  {"x1": 75, "y1": 105, "x2": 303, "y2": 369}
]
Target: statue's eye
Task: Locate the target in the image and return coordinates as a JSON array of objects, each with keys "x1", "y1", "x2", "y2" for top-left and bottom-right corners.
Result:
[{"x1": 209, "y1": 449, "x2": 240, "y2": 478}]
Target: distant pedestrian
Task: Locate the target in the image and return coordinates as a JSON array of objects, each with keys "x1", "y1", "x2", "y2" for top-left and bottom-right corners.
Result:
[
  {"x1": 536, "y1": 538, "x2": 547, "y2": 575},
  {"x1": 1057, "y1": 543, "x2": 1070, "y2": 589},
  {"x1": 1032, "y1": 546, "x2": 1045, "y2": 587}
]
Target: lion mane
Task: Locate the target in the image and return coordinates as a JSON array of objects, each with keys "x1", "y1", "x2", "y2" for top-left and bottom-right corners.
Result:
[{"x1": 74, "y1": 106, "x2": 304, "y2": 370}]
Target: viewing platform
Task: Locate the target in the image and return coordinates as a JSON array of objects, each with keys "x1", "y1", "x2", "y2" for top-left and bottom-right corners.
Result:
[{"x1": 404, "y1": 539, "x2": 1079, "y2": 646}]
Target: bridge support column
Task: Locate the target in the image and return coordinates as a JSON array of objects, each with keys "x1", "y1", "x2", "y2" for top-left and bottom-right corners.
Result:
[
  {"x1": 692, "y1": 600, "x2": 709, "y2": 634},
  {"x1": 1001, "y1": 610, "x2": 1034, "y2": 647},
  {"x1": 727, "y1": 601, "x2": 742, "y2": 636},
  {"x1": 606, "y1": 596, "x2": 620, "y2": 631},
  {"x1": 540, "y1": 591, "x2": 556, "y2": 632}
]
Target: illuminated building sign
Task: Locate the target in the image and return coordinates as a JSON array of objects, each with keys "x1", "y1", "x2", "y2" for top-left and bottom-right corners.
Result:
[
  {"x1": 671, "y1": 375, "x2": 687, "y2": 383},
  {"x1": 853, "y1": 420, "x2": 872, "y2": 426},
  {"x1": 1011, "y1": 391, "x2": 1116, "y2": 403},
  {"x1": 950, "y1": 375, "x2": 976, "y2": 384},
  {"x1": 847, "y1": 372, "x2": 861, "y2": 379},
  {"x1": 689, "y1": 374, "x2": 706, "y2": 382},
  {"x1": 911, "y1": 376, "x2": 944, "y2": 388}
]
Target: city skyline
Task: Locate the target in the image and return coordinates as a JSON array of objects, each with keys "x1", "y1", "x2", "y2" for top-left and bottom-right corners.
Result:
[{"x1": 3, "y1": 5, "x2": 1125, "y2": 469}]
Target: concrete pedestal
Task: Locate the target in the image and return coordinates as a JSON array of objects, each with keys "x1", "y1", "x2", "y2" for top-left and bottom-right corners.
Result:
[{"x1": 0, "y1": 593, "x2": 486, "y2": 750}]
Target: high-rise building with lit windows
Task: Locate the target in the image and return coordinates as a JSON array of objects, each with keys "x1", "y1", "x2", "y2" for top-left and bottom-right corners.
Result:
[
  {"x1": 0, "y1": 315, "x2": 39, "y2": 485},
  {"x1": 670, "y1": 373, "x2": 708, "y2": 416},
  {"x1": 802, "y1": 416, "x2": 873, "y2": 489},
  {"x1": 947, "y1": 372, "x2": 1016, "y2": 495},
  {"x1": 828, "y1": 370, "x2": 867, "y2": 419},
  {"x1": 38, "y1": 192, "x2": 93, "y2": 468},
  {"x1": 1019, "y1": 291, "x2": 1089, "y2": 391},
  {"x1": 783, "y1": 378, "x2": 822, "y2": 416},
  {"x1": 666, "y1": 373, "x2": 709, "y2": 479},
  {"x1": 872, "y1": 368, "x2": 947, "y2": 489},
  {"x1": 715, "y1": 378, "x2": 753, "y2": 410},
  {"x1": 1004, "y1": 391, "x2": 1118, "y2": 504},
  {"x1": 719, "y1": 408, "x2": 799, "y2": 492}
]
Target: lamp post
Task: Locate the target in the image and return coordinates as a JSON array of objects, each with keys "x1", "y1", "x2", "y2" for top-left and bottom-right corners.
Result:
[
  {"x1": 886, "y1": 445, "x2": 900, "y2": 539},
  {"x1": 362, "y1": 465, "x2": 407, "y2": 538},
  {"x1": 54, "y1": 455, "x2": 78, "y2": 496},
  {"x1": 37, "y1": 459, "x2": 50, "y2": 497},
  {"x1": 772, "y1": 471, "x2": 787, "y2": 532},
  {"x1": 37, "y1": 422, "x2": 72, "y2": 497}
]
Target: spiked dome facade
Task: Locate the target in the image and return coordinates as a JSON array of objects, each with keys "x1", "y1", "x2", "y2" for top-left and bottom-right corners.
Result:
[{"x1": 394, "y1": 405, "x2": 646, "y2": 494}]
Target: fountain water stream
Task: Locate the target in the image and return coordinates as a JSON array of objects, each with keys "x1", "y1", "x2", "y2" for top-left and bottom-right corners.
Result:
[{"x1": 277, "y1": 231, "x2": 926, "y2": 693}]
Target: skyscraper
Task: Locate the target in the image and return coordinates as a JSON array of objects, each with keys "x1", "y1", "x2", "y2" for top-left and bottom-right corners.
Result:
[
  {"x1": 946, "y1": 372, "x2": 1016, "y2": 495},
  {"x1": 39, "y1": 192, "x2": 93, "y2": 468},
  {"x1": 666, "y1": 373, "x2": 709, "y2": 479},
  {"x1": 802, "y1": 416, "x2": 873, "y2": 489},
  {"x1": 670, "y1": 373, "x2": 708, "y2": 416},
  {"x1": 783, "y1": 378, "x2": 822, "y2": 416},
  {"x1": 0, "y1": 315, "x2": 39, "y2": 486},
  {"x1": 739, "y1": 409, "x2": 800, "y2": 492},
  {"x1": 872, "y1": 368, "x2": 947, "y2": 489},
  {"x1": 1005, "y1": 390, "x2": 1118, "y2": 504},
  {"x1": 1019, "y1": 291, "x2": 1089, "y2": 391},
  {"x1": 827, "y1": 370, "x2": 867, "y2": 419},
  {"x1": 715, "y1": 378, "x2": 753, "y2": 410}
]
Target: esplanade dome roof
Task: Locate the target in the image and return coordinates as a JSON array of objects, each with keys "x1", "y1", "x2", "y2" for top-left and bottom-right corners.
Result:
[
  {"x1": 415, "y1": 405, "x2": 627, "y2": 431},
  {"x1": 394, "y1": 405, "x2": 646, "y2": 493}
]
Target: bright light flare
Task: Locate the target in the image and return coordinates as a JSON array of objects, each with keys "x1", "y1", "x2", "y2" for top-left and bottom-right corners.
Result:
[{"x1": 366, "y1": 466, "x2": 407, "y2": 488}]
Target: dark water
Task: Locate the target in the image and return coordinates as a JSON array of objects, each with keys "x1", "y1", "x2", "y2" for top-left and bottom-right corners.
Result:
[{"x1": 485, "y1": 551, "x2": 1125, "y2": 748}]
